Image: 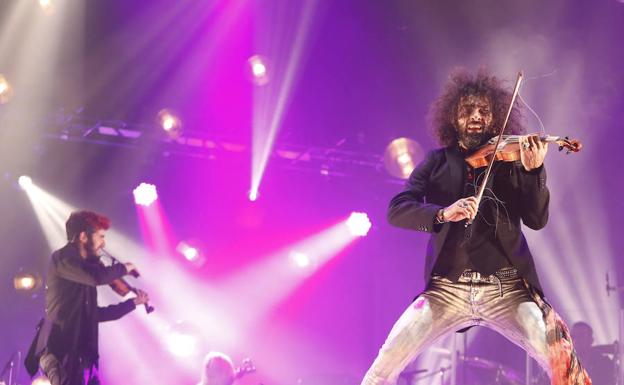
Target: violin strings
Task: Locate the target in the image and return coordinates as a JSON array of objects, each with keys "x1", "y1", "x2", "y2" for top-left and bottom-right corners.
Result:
[{"x1": 518, "y1": 93, "x2": 547, "y2": 136}]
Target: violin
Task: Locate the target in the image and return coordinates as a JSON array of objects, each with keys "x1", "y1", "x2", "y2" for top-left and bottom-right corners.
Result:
[
  {"x1": 465, "y1": 134, "x2": 582, "y2": 168},
  {"x1": 100, "y1": 250, "x2": 154, "y2": 314},
  {"x1": 465, "y1": 71, "x2": 582, "y2": 230},
  {"x1": 109, "y1": 276, "x2": 154, "y2": 314},
  {"x1": 464, "y1": 71, "x2": 582, "y2": 227}
]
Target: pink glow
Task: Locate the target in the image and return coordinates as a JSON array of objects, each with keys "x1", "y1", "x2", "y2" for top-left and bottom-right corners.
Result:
[
  {"x1": 135, "y1": 200, "x2": 176, "y2": 256},
  {"x1": 413, "y1": 296, "x2": 427, "y2": 310}
]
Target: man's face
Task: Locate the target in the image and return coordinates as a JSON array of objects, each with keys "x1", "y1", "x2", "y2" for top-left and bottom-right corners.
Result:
[
  {"x1": 84, "y1": 229, "x2": 106, "y2": 257},
  {"x1": 455, "y1": 94, "x2": 494, "y2": 150}
]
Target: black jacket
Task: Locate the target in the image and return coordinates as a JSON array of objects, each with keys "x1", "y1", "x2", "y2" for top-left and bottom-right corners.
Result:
[
  {"x1": 387, "y1": 146, "x2": 549, "y2": 293},
  {"x1": 25, "y1": 243, "x2": 135, "y2": 375}
]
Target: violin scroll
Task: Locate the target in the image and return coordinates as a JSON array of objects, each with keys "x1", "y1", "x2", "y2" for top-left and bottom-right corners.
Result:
[{"x1": 557, "y1": 136, "x2": 582, "y2": 154}]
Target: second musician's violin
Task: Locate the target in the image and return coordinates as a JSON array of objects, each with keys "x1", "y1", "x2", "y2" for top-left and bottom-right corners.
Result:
[
  {"x1": 465, "y1": 134, "x2": 582, "y2": 168},
  {"x1": 98, "y1": 250, "x2": 154, "y2": 314},
  {"x1": 108, "y1": 276, "x2": 154, "y2": 314}
]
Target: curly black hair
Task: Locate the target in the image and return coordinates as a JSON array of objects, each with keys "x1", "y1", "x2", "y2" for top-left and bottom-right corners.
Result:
[{"x1": 429, "y1": 68, "x2": 525, "y2": 147}]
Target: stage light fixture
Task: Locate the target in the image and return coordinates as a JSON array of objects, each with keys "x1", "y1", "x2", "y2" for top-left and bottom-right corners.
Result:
[
  {"x1": 346, "y1": 212, "x2": 372, "y2": 237},
  {"x1": 133, "y1": 183, "x2": 158, "y2": 207},
  {"x1": 18, "y1": 175, "x2": 33, "y2": 191},
  {"x1": 17, "y1": 276, "x2": 35, "y2": 289},
  {"x1": 248, "y1": 189, "x2": 258, "y2": 202},
  {"x1": 13, "y1": 271, "x2": 42, "y2": 293},
  {"x1": 176, "y1": 241, "x2": 205, "y2": 266},
  {"x1": 251, "y1": 60, "x2": 266, "y2": 78},
  {"x1": 0, "y1": 74, "x2": 13, "y2": 104},
  {"x1": 183, "y1": 247, "x2": 198, "y2": 261},
  {"x1": 383, "y1": 137, "x2": 424, "y2": 179},
  {"x1": 247, "y1": 55, "x2": 269, "y2": 86},
  {"x1": 289, "y1": 251, "x2": 311, "y2": 268},
  {"x1": 31, "y1": 376, "x2": 51, "y2": 385},
  {"x1": 38, "y1": 0, "x2": 53, "y2": 12},
  {"x1": 157, "y1": 109, "x2": 182, "y2": 138}
]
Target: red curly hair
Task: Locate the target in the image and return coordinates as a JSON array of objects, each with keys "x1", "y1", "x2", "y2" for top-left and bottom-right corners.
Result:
[{"x1": 65, "y1": 210, "x2": 111, "y2": 241}]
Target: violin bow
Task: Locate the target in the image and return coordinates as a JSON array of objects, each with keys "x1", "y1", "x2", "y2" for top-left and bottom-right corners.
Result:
[{"x1": 466, "y1": 71, "x2": 524, "y2": 227}]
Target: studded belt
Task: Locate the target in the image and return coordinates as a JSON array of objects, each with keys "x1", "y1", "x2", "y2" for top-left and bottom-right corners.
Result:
[
  {"x1": 460, "y1": 267, "x2": 518, "y2": 280},
  {"x1": 460, "y1": 267, "x2": 519, "y2": 297}
]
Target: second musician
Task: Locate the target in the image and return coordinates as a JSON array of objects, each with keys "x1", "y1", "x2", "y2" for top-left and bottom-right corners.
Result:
[{"x1": 25, "y1": 210, "x2": 149, "y2": 385}]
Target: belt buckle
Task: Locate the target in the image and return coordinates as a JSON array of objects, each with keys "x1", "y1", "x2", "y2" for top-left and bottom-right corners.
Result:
[{"x1": 494, "y1": 268, "x2": 517, "y2": 280}]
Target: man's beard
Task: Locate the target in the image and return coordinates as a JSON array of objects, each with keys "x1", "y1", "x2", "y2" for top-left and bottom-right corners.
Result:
[
  {"x1": 85, "y1": 237, "x2": 99, "y2": 258},
  {"x1": 458, "y1": 130, "x2": 490, "y2": 150}
]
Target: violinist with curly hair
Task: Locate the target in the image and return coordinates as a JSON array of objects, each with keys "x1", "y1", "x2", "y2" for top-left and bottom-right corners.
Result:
[{"x1": 361, "y1": 69, "x2": 591, "y2": 385}]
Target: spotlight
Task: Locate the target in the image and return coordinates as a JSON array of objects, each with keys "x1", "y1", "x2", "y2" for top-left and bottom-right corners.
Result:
[
  {"x1": 183, "y1": 247, "x2": 198, "y2": 261},
  {"x1": 17, "y1": 276, "x2": 35, "y2": 289},
  {"x1": 0, "y1": 74, "x2": 13, "y2": 104},
  {"x1": 165, "y1": 321, "x2": 201, "y2": 358},
  {"x1": 18, "y1": 175, "x2": 33, "y2": 191},
  {"x1": 157, "y1": 109, "x2": 182, "y2": 138},
  {"x1": 176, "y1": 241, "x2": 205, "y2": 266},
  {"x1": 346, "y1": 212, "x2": 371, "y2": 237},
  {"x1": 133, "y1": 183, "x2": 158, "y2": 207},
  {"x1": 251, "y1": 60, "x2": 266, "y2": 78},
  {"x1": 38, "y1": 0, "x2": 53, "y2": 13},
  {"x1": 290, "y1": 251, "x2": 311, "y2": 268},
  {"x1": 31, "y1": 376, "x2": 51, "y2": 385},
  {"x1": 248, "y1": 189, "x2": 258, "y2": 202},
  {"x1": 247, "y1": 55, "x2": 269, "y2": 86},
  {"x1": 383, "y1": 137, "x2": 424, "y2": 179},
  {"x1": 13, "y1": 271, "x2": 42, "y2": 293}
]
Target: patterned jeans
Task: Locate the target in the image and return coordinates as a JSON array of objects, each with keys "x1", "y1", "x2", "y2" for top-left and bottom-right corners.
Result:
[{"x1": 361, "y1": 270, "x2": 592, "y2": 385}]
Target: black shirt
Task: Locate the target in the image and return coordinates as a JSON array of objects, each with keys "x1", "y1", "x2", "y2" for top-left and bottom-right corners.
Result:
[{"x1": 432, "y1": 147, "x2": 514, "y2": 279}]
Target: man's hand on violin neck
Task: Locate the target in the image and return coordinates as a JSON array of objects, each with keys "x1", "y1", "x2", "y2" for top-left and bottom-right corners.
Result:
[
  {"x1": 133, "y1": 289, "x2": 149, "y2": 305},
  {"x1": 520, "y1": 134, "x2": 548, "y2": 171},
  {"x1": 444, "y1": 196, "x2": 478, "y2": 222}
]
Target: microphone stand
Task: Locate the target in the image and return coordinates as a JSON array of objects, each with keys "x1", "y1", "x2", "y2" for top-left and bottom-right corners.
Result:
[{"x1": 0, "y1": 351, "x2": 20, "y2": 385}]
